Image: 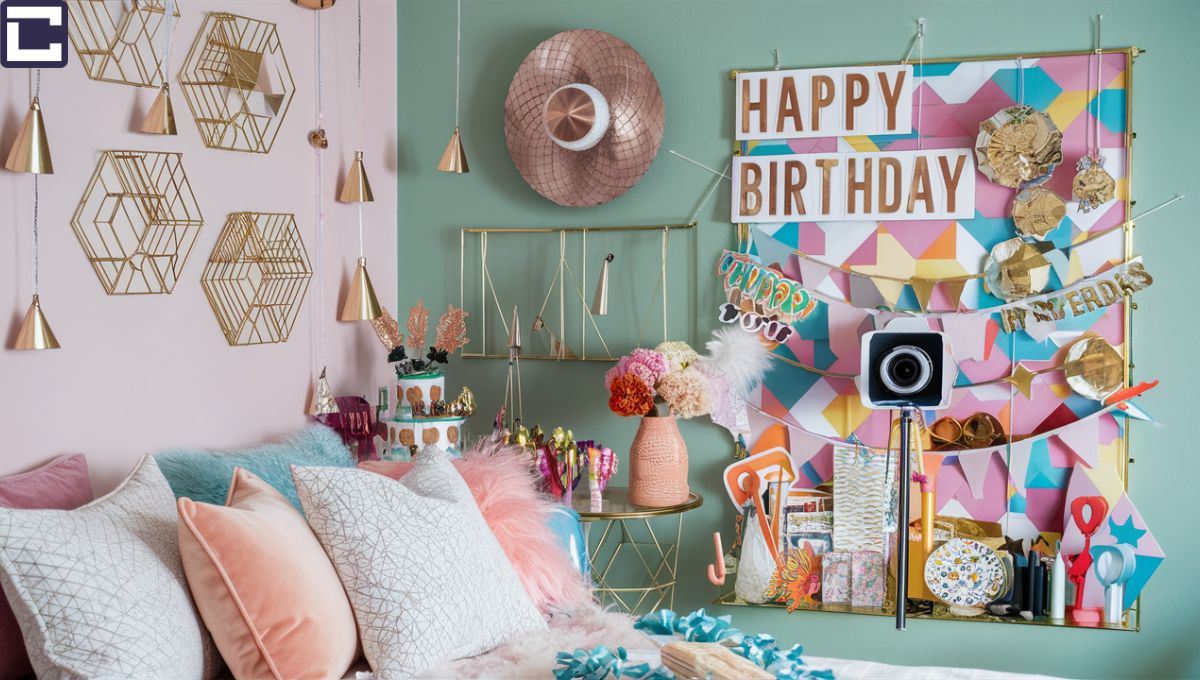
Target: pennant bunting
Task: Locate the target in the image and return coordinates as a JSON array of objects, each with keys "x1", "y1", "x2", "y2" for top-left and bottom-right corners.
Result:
[
  {"x1": 941, "y1": 279, "x2": 967, "y2": 311},
  {"x1": 873, "y1": 279, "x2": 906, "y2": 310},
  {"x1": 1055, "y1": 415, "x2": 1100, "y2": 468},
  {"x1": 910, "y1": 279, "x2": 937, "y2": 312},
  {"x1": 1005, "y1": 439, "x2": 1035, "y2": 494},
  {"x1": 959, "y1": 448, "x2": 998, "y2": 500}
]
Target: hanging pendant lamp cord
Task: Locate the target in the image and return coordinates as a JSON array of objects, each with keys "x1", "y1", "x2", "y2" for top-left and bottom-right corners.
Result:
[
  {"x1": 314, "y1": 10, "x2": 327, "y2": 359},
  {"x1": 160, "y1": 0, "x2": 173, "y2": 84},
  {"x1": 356, "y1": 0, "x2": 365, "y2": 259},
  {"x1": 455, "y1": 0, "x2": 461, "y2": 128},
  {"x1": 32, "y1": 68, "x2": 40, "y2": 296}
]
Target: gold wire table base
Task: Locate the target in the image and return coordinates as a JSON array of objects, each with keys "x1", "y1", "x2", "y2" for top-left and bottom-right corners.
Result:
[{"x1": 575, "y1": 490, "x2": 702, "y2": 615}]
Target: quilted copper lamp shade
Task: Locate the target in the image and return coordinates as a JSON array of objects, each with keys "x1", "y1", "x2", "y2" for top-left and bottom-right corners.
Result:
[{"x1": 504, "y1": 29, "x2": 664, "y2": 207}]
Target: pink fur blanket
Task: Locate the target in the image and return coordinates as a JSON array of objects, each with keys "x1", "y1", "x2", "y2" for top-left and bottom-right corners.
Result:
[
  {"x1": 417, "y1": 605, "x2": 652, "y2": 679},
  {"x1": 359, "y1": 439, "x2": 592, "y2": 614}
]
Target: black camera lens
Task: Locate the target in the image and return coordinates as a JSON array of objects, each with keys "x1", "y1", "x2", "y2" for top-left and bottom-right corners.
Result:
[{"x1": 880, "y1": 345, "x2": 933, "y2": 395}]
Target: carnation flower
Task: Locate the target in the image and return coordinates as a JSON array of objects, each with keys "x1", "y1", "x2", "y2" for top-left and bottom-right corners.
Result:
[
  {"x1": 657, "y1": 367, "x2": 712, "y2": 419},
  {"x1": 608, "y1": 374, "x2": 655, "y2": 417},
  {"x1": 655, "y1": 341, "x2": 699, "y2": 374},
  {"x1": 605, "y1": 348, "x2": 669, "y2": 392}
]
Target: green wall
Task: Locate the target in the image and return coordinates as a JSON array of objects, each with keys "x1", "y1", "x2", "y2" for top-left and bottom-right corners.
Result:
[{"x1": 397, "y1": 2, "x2": 1200, "y2": 677}]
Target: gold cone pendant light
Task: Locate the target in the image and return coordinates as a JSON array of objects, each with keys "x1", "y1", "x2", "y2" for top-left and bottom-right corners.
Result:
[
  {"x1": 591, "y1": 253, "x2": 614, "y2": 316},
  {"x1": 339, "y1": 150, "x2": 374, "y2": 202},
  {"x1": 437, "y1": 127, "x2": 469, "y2": 173},
  {"x1": 340, "y1": 257, "x2": 382, "y2": 321},
  {"x1": 5, "y1": 96, "x2": 53, "y2": 174},
  {"x1": 15, "y1": 295, "x2": 60, "y2": 351},
  {"x1": 438, "y1": 0, "x2": 470, "y2": 173},
  {"x1": 140, "y1": 84, "x2": 177, "y2": 135}
]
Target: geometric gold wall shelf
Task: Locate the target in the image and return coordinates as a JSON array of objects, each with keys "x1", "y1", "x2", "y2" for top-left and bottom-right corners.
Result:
[
  {"x1": 65, "y1": 0, "x2": 180, "y2": 88},
  {"x1": 201, "y1": 212, "x2": 312, "y2": 346},
  {"x1": 179, "y1": 12, "x2": 295, "y2": 154},
  {"x1": 70, "y1": 150, "x2": 203, "y2": 295}
]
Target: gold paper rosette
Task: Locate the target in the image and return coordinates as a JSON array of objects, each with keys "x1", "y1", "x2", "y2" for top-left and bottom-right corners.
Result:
[
  {"x1": 1072, "y1": 155, "x2": 1117, "y2": 212},
  {"x1": 976, "y1": 106, "x2": 1062, "y2": 188},
  {"x1": 1012, "y1": 186, "x2": 1066, "y2": 239},
  {"x1": 1063, "y1": 336, "x2": 1124, "y2": 400},
  {"x1": 984, "y1": 237, "x2": 1052, "y2": 302}
]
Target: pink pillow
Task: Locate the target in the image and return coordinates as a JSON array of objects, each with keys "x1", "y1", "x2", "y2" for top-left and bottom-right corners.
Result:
[
  {"x1": 0, "y1": 453, "x2": 93, "y2": 680},
  {"x1": 178, "y1": 468, "x2": 359, "y2": 680},
  {"x1": 360, "y1": 440, "x2": 592, "y2": 614}
]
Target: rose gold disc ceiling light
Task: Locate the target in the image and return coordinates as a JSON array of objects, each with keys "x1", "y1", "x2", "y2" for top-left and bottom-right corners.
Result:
[{"x1": 504, "y1": 29, "x2": 664, "y2": 207}]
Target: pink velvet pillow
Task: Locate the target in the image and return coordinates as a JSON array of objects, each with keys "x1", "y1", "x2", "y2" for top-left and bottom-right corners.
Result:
[
  {"x1": 178, "y1": 468, "x2": 359, "y2": 680},
  {"x1": 0, "y1": 453, "x2": 93, "y2": 680},
  {"x1": 360, "y1": 440, "x2": 592, "y2": 614}
]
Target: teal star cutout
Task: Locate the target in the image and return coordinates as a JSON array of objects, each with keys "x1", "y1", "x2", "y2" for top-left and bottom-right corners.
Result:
[{"x1": 1109, "y1": 515, "x2": 1146, "y2": 549}]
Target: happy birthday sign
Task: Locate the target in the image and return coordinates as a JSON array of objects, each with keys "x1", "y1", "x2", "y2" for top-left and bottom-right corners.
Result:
[
  {"x1": 1000, "y1": 258, "x2": 1153, "y2": 332},
  {"x1": 736, "y1": 65, "x2": 913, "y2": 140},
  {"x1": 732, "y1": 149, "x2": 975, "y2": 223}
]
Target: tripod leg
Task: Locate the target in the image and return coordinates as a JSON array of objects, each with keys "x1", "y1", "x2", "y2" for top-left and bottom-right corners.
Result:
[{"x1": 896, "y1": 408, "x2": 912, "y2": 630}]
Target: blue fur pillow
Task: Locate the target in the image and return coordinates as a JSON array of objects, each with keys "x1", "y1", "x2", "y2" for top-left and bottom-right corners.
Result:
[{"x1": 155, "y1": 425, "x2": 354, "y2": 512}]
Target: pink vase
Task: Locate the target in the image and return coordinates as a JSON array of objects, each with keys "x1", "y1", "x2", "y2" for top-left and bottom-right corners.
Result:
[{"x1": 628, "y1": 415, "x2": 689, "y2": 507}]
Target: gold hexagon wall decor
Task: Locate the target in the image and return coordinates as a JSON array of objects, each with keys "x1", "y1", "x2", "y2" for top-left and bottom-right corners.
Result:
[
  {"x1": 65, "y1": 0, "x2": 180, "y2": 88},
  {"x1": 70, "y1": 150, "x2": 204, "y2": 295},
  {"x1": 202, "y1": 212, "x2": 312, "y2": 346},
  {"x1": 179, "y1": 12, "x2": 295, "y2": 154}
]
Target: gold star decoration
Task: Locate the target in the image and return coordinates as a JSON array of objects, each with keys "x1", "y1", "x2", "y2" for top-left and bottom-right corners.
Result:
[{"x1": 1004, "y1": 362, "x2": 1038, "y2": 399}]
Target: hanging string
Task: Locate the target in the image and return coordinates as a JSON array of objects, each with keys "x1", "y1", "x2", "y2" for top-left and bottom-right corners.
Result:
[
  {"x1": 1017, "y1": 56, "x2": 1025, "y2": 106},
  {"x1": 1092, "y1": 14, "x2": 1104, "y2": 158},
  {"x1": 313, "y1": 10, "x2": 327, "y2": 360},
  {"x1": 914, "y1": 18, "x2": 924, "y2": 150},
  {"x1": 159, "y1": 0, "x2": 174, "y2": 85},
  {"x1": 32, "y1": 175, "x2": 39, "y2": 295},
  {"x1": 356, "y1": 0, "x2": 363, "y2": 150},
  {"x1": 355, "y1": 0, "x2": 365, "y2": 258},
  {"x1": 454, "y1": 0, "x2": 461, "y2": 128},
  {"x1": 32, "y1": 67, "x2": 40, "y2": 295}
]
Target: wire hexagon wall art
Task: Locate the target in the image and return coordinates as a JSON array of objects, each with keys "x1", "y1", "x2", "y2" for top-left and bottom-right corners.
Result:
[
  {"x1": 65, "y1": 0, "x2": 179, "y2": 88},
  {"x1": 70, "y1": 150, "x2": 204, "y2": 295},
  {"x1": 178, "y1": 12, "x2": 295, "y2": 153},
  {"x1": 201, "y1": 212, "x2": 312, "y2": 346}
]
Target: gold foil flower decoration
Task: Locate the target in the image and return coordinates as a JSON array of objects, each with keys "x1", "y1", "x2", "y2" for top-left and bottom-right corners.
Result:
[{"x1": 976, "y1": 106, "x2": 1062, "y2": 188}]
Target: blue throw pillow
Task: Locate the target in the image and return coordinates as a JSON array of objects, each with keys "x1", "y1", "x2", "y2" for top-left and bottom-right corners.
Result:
[
  {"x1": 546, "y1": 506, "x2": 589, "y2": 577},
  {"x1": 155, "y1": 425, "x2": 354, "y2": 512}
]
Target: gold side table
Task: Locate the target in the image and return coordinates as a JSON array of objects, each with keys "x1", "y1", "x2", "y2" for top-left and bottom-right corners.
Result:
[{"x1": 572, "y1": 488, "x2": 703, "y2": 615}]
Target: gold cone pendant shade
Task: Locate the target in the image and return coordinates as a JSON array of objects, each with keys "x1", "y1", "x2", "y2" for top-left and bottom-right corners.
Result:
[
  {"x1": 437, "y1": 127, "x2": 469, "y2": 173},
  {"x1": 140, "y1": 84, "x2": 177, "y2": 135},
  {"x1": 5, "y1": 97, "x2": 53, "y2": 174},
  {"x1": 339, "y1": 150, "x2": 374, "y2": 202},
  {"x1": 591, "y1": 253, "x2": 613, "y2": 315},
  {"x1": 339, "y1": 257, "x2": 382, "y2": 321},
  {"x1": 15, "y1": 295, "x2": 60, "y2": 350}
]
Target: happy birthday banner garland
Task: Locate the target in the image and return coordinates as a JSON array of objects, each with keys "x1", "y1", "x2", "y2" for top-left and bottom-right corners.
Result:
[{"x1": 717, "y1": 248, "x2": 1152, "y2": 333}]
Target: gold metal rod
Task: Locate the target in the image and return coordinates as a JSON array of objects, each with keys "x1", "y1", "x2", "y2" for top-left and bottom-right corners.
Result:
[
  {"x1": 462, "y1": 222, "x2": 695, "y2": 234},
  {"x1": 729, "y1": 46, "x2": 1139, "y2": 79}
]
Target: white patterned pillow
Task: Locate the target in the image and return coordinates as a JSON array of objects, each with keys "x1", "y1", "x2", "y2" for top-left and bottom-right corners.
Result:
[
  {"x1": 0, "y1": 456, "x2": 217, "y2": 679},
  {"x1": 294, "y1": 447, "x2": 547, "y2": 678}
]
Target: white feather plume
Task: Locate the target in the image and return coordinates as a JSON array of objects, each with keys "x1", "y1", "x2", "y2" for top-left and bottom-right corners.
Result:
[{"x1": 702, "y1": 326, "x2": 772, "y2": 395}]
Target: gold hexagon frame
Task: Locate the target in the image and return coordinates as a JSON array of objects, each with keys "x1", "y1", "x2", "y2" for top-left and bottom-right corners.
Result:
[
  {"x1": 66, "y1": 0, "x2": 180, "y2": 88},
  {"x1": 202, "y1": 212, "x2": 312, "y2": 346},
  {"x1": 71, "y1": 150, "x2": 204, "y2": 295},
  {"x1": 179, "y1": 12, "x2": 295, "y2": 154}
]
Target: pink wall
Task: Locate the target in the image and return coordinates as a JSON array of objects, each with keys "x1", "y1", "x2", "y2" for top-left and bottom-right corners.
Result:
[{"x1": 0, "y1": 0, "x2": 398, "y2": 493}]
